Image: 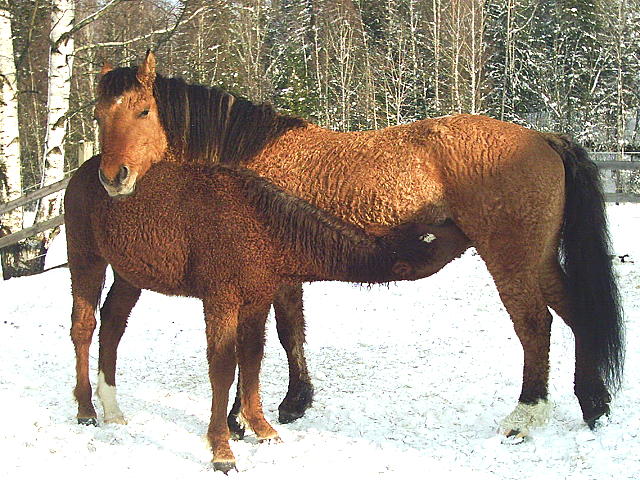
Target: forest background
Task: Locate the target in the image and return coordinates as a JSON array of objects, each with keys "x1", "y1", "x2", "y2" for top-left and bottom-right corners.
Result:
[{"x1": 1, "y1": 0, "x2": 639, "y2": 278}]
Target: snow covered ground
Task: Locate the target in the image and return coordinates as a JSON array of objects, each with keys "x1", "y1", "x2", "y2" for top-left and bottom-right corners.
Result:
[{"x1": 1, "y1": 204, "x2": 639, "y2": 479}]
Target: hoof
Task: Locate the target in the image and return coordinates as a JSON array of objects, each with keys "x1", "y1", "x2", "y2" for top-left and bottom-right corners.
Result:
[
  {"x1": 227, "y1": 414, "x2": 246, "y2": 441},
  {"x1": 258, "y1": 434, "x2": 282, "y2": 444},
  {"x1": 278, "y1": 408, "x2": 304, "y2": 424},
  {"x1": 499, "y1": 400, "x2": 552, "y2": 440},
  {"x1": 278, "y1": 383, "x2": 314, "y2": 424},
  {"x1": 78, "y1": 417, "x2": 98, "y2": 426},
  {"x1": 501, "y1": 429, "x2": 527, "y2": 445},
  {"x1": 585, "y1": 405, "x2": 610, "y2": 430},
  {"x1": 213, "y1": 460, "x2": 237, "y2": 474},
  {"x1": 578, "y1": 393, "x2": 611, "y2": 430},
  {"x1": 104, "y1": 415, "x2": 127, "y2": 425}
]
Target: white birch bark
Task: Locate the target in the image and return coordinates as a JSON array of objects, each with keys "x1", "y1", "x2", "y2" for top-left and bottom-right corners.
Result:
[
  {"x1": 615, "y1": 0, "x2": 627, "y2": 160},
  {"x1": 35, "y1": 0, "x2": 75, "y2": 232},
  {"x1": 431, "y1": 0, "x2": 442, "y2": 113},
  {"x1": 0, "y1": 5, "x2": 22, "y2": 233}
]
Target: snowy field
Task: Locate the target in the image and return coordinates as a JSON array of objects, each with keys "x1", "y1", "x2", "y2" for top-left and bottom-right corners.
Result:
[{"x1": 1, "y1": 204, "x2": 639, "y2": 479}]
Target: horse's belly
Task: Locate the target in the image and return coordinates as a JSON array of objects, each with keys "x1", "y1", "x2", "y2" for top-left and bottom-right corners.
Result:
[
  {"x1": 95, "y1": 225, "x2": 190, "y2": 296},
  {"x1": 105, "y1": 253, "x2": 189, "y2": 296}
]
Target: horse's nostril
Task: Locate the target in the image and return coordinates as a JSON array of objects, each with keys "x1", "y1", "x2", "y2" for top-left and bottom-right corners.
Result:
[
  {"x1": 118, "y1": 165, "x2": 130, "y2": 183},
  {"x1": 98, "y1": 168, "x2": 109, "y2": 186}
]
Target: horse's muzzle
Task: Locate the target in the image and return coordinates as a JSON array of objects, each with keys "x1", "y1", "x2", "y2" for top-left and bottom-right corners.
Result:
[{"x1": 98, "y1": 166, "x2": 136, "y2": 198}]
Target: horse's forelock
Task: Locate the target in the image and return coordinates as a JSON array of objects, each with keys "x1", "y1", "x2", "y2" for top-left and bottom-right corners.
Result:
[{"x1": 98, "y1": 67, "x2": 142, "y2": 99}]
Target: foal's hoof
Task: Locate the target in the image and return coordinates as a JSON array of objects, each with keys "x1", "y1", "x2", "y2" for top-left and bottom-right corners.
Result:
[
  {"x1": 278, "y1": 382, "x2": 314, "y2": 424},
  {"x1": 258, "y1": 434, "x2": 282, "y2": 444},
  {"x1": 213, "y1": 460, "x2": 237, "y2": 474},
  {"x1": 78, "y1": 417, "x2": 98, "y2": 427}
]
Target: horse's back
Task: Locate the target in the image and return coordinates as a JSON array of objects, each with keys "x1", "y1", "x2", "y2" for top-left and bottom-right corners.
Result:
[{"x1": 251, "y1": 114, "x2": 565, "y2": 236}]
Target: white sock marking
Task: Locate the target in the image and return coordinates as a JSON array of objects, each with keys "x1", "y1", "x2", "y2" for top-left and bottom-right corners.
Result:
[
  {"x1": 499, "y1": 400, "x2": 552, "y2": 437},
  {"x1": 97, "y1": 370, "x2": 126, "y2": 424}
]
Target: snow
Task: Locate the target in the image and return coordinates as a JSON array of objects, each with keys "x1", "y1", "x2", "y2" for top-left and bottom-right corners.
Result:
[{"x1": 1, "y1": 204, "x2": 639, "y2": 479}]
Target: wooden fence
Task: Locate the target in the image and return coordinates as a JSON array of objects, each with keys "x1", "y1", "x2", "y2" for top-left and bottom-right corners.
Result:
[
  {"x1": 0, "y1": 177, "x2": 68, "y2": 250},
  {"x1": 0, "y1": 142, "x2": 93, "y2": 251},
  {"x1": 595, "y1": 152, "x2": 640, "y2": 203},
  {"x1": 0, "y1": 152, "x2": 639, "y2": 252}
]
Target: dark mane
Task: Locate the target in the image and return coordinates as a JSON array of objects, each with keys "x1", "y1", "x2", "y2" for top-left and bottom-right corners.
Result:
[
  {"x1": 98, "y1": 67, "x2": 307, "y2": 167},
  {"x1": 213, "y1": 165, "x2": 435, "y2": 283}
]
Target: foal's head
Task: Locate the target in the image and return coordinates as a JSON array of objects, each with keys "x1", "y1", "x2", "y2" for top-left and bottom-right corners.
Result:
[{"x1": 95, "y1": 51, "x2": 168, "y2": 197}]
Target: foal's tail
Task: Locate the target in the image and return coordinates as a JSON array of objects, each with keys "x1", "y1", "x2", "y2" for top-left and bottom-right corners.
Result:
[{"x1": 544, "y1": 133, "x2": 625, "y2": 393}]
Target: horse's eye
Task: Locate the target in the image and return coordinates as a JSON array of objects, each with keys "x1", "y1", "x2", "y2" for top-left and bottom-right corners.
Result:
[{"x1": 139, "y1": 109, "x2": 150, "y2": 118}]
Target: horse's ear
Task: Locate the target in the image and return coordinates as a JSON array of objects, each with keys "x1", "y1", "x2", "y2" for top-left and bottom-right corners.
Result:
[
  {"x1": 136, "y1": 50, "x2": 156, "y2": 90},
  {"x1": 100, "y1": 62, "x2": 113, "y2": 76}
]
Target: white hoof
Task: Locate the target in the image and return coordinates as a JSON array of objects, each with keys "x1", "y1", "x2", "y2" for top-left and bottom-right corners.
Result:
[
  {"x1": 499, "y1": 400, "x2": 552, "y2": 438},
  {"x1": 103, "y1": 414, "x2": 128, "y2": 425}
]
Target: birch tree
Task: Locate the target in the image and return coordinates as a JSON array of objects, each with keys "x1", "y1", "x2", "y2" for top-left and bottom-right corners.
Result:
[
  {"x1": 34, "y1": 0, "x2": 75, "y2": 237},
  {"x1": 35, "y1": 0, "x2": 131, "y2": 247},
  {"x1": 0, "y1": 4, "x2": 22, "y2": 225},
  {"x1": 0, "y1": 3, "x2": 23, "y2": 278}
]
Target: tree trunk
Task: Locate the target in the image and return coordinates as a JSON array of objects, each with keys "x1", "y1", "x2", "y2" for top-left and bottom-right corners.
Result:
[
  {"x1": 0, "y1": 4, "x2": 27, "y2": 279},
  {"x1": 34, "y1": 0, "x2": 75, "y2": 252}
]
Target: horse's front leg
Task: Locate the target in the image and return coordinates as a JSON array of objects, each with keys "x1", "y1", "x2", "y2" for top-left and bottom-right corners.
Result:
[
  {"x1": 235, "y1": 303, "x2": 280, "y2": 441},
  {"x1": 273, "y1": 282, "x2": 314, "y2": 423},
  {"x1": 69, "y1": 254, "x2": 107, "y2": 425},
  {"x1": 203, "y1": 295, "x2": 240, "y2": 473},
  {"x1": 96, "y1": 271, "x2": 141, "y2": 424}
]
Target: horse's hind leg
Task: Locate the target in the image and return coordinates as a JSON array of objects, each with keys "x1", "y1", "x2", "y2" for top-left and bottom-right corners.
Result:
[
  {"x1": 96, "y1": 271, "x2": 141, "y2": 424},
  {"x1": 235, "y1": 302, "x2": 280, "y2": 441},
  {"x1": 227, "y1": 382, "x2": 245, "y2": 440},
  {"x1": 273, "y1": 283, "x2": 314, "y2": 423},
  {"x1": 539, "y1": 260, "x2": 611, "y2": 427},
  {"x1": 477, "y1": 246, "x2": 554, "y2": 439},
  {"x1": 69, "y1": 254, "x2": 107, "y2": 425}
]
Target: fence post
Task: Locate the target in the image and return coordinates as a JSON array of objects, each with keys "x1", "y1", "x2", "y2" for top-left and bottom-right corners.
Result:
[{"x1": 77, "y1": 141, "x2": 94, "y2": 165}]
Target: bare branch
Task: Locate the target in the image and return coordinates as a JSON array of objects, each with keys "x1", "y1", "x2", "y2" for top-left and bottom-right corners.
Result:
[{"x1": 74, "y1": 5, "x2": 209, "y2": 54}]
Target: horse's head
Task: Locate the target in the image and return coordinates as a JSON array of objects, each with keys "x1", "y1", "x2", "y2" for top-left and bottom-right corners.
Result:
[{"x1": 95, "y1": 51, "x2": 168, "y2": 197}]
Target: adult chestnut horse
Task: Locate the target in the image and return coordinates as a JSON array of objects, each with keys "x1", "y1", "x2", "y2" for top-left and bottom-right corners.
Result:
[
  {"x1": 66, "y1": 157, "x2": 463, "y2": 471},
  {"x1": 84, "y1": 51, "x2": 623, "y2": 442}
]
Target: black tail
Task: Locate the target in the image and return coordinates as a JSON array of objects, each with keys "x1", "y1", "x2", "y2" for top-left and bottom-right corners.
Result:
[{"x1": 546, "y1": 134, "x2": 625, "y2": 393}]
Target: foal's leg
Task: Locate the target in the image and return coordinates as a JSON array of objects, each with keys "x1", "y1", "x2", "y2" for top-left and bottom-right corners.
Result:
[
  {"x1": 69, "y1": 255, "x2": 107, "y2": 425},
  {"x1": 203, "y1": 296, "x2": 240, "y2": 473},
  {"x1": 236, "y1": 303, "x2": 280, "y2": 441},
  {"x1": 96, "y1": 272, "x2": 141, "y2": 424},
  {"x1": 273, "y1": 282, "x2": 314, "y2": 423},
  {"x1": 539, "y1": 259, "x2": 611, "y2": 427}
]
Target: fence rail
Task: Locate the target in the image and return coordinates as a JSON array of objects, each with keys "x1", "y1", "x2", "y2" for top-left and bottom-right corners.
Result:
[
  {"x1": 0, "y1": 177, "x2": 70, "y2": 216},
  {"x1": 0, "y1": 215, "x2": 65, "y2": 250},
  {"x1": 1, "y1": 155, "x2": 639, "y2": 252},
  {"x1": 596, "y1": 157, "x2": 640, "y2": 203}
]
